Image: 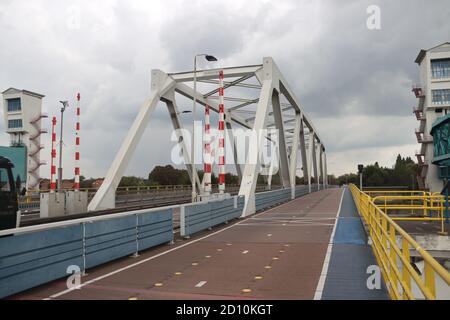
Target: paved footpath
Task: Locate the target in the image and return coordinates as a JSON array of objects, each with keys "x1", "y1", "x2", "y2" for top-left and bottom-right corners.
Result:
[{"x1": 11, "y1": 188, "x2": 387, "y2": 300}]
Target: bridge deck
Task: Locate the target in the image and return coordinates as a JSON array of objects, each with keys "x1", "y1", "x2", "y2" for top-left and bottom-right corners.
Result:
[{"x1": 11, "y1": 188, "x2": 388, "y2": 300}]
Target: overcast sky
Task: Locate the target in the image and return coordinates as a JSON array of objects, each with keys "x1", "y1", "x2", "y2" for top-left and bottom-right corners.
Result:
[{"x1": 1, "y1": 0, "x2": 449, "y2": 179}]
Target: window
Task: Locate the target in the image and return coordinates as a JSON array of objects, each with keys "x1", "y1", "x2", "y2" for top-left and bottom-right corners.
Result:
[
  {"x1": 0, "y1": 168, "x2": 11, "y2": 192},
  {"x1": 7, "y1": 98, "x2": 21, "y2": 112},
  {"x1": 8, "y1": 119, "x2": 23, "y2": 129},
  {"x1": 432, "y1": 89, "x2": 450, "y2": 106},
  {"x1": 431, "y1": 59, "x2": 450, "y2": 79}
]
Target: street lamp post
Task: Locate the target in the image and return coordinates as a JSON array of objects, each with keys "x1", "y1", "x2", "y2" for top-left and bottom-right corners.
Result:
[
  {"x1": 191, "y1": 54, "x2": 217, "y2": 203},
  {"x1": 58, "y1": 101, "x2": 69, "y2": 191},
  {"x1": 358, "y1": 164, "x2": 364, "y2": 190}
]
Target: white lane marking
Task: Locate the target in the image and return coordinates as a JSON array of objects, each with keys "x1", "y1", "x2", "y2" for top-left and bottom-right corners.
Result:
[
  {"x1": 195, "y1": 281, "x2": 207, "y2": 288},
  {"x1": 237, "y1": 223, "x2": 335, "y2": 227},
  {"x1": 313, "y1": 188, "x2": 345, "y2": 300},
  {"x1": 249, "y1": 217, "x2": 336, "y2": 221},
  {"x1": 45, "y1": 188, "x2": 335, "y2": 300},
  {"x1": 267, "y1": 234, "x2": 272, "y2": 237},
  {"x1": 242, "y1": 250, "x2": 249, "y2": 254}
]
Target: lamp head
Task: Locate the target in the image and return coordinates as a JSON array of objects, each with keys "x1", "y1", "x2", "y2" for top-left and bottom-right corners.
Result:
[{"x1": 205, "y1": 55, "x2": 218, "y2": 62}]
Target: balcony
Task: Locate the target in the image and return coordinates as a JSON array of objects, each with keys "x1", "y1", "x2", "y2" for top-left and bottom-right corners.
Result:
[
  {"x1": 413, "y1": 107, "x2": 424, "y2": 120},
  {"x1": 412, "y1": 84, "x2": 425, "y2": 98},
  {"x1": 415, "y1": 129, "x2": 433, "y2": 144}
]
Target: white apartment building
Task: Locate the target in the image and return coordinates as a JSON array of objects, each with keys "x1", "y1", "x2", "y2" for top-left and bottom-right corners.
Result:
[
  {"x1": 413, "y1": 42, "x2": 450, "y2": 192},
  {"x1": 2, "y1": 88, "x2": 47, "y2": 190}
]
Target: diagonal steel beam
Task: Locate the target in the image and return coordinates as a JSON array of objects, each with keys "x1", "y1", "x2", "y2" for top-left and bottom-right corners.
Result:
[
  {"x1": 203, "y1": 74, "x2": 255, "y2": 98},
  {"x1": 199, "y1": 79, "x2": 261, "y2": 89}
]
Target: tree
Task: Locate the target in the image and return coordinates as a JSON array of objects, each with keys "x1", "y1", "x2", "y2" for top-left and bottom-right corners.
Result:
[
  {"x1": 336, "y1": 154, "x2": 420, "y2": 188},
  {"x1": 119, "y1": 176, "x2": 145, "y2": 187}
]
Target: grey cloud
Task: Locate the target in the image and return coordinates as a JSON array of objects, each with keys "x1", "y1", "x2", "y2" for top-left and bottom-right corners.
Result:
[{"x1": 0, "y1": 0, "x2": 449, "y2": 177}]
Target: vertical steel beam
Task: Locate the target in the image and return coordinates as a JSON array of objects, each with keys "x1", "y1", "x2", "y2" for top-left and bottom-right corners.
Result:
[
  {"x1": 239, "y1": 80, "x2": 273, "y2": 217},
  {"x1": 307, "y1": 132, "x2": 315, "y2": 193},
  {"x1": 318, "y1": 143, "x2": 324, "y2": 190},
  {"x1": 299, "y1": 118, "x2": 309, "y2": 187},
  {"x1": 271, "y1": 90, "x2": 291, "y2": 188},
  {"x1": 289, "y1": 112, "x2": 301, "y2": 199},
  {"x1": 325, "y1": 152, "x2": 328, "y2": 187},
  {"x1": 164, "y1": 94, "x2": 202, "y2": 193},
  {"x1": 311, "y1": 136, "x2": 319, "y2": 191},
  {"x1": 225, "y1": 113, "x2": 242, "y2": 183}
]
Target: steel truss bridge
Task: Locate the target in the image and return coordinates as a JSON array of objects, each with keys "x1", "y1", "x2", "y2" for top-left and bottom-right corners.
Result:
[{"x1": 0, "y1": 58, "x2": 448, "y2": 300}]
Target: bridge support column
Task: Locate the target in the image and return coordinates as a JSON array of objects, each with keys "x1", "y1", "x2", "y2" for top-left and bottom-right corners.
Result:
[
  {"x1": 289, "y1": 112, "x2": 301, "y2": 199},
  {"x1": 272, "y1": 90, "x2": 291, "y2": 189},
  {"x1": 299, "y1": 118, "x2": 309, "y2": 191},
  {"x1": 239, "y1": 80, "x2": 273, "y2": 217},
  {"x1": 308, "y1": 132, "x2": 317, "y2": 193},
  {"x1": 324, "y1": 152, "x2": 328, "y2": 188}
]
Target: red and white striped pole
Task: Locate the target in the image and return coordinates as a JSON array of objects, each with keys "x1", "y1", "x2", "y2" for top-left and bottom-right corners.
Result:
[
  {"x1": 74, "y1": 93, "x2": 81, "y2": 190},
  {"x1": 218, "y1": 70, "x2": 226, "y2": 194},
  {"x1": 204, "y1": 104, "x2": 212, "y2": 194},
  {"x1": 50, "y1": 116, "x2": 57, "y2": 192}
]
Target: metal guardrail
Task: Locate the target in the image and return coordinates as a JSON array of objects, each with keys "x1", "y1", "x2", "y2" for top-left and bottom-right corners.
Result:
[
  {"x1": 349, "y1": 184, "x2": 450, "y2": 300},
  {"x1": 180, "y1": 196, "x2": 245, "y2": 237},
  {"x1": 255, "y1": 189, "x2": 292, "y2": 212},
  {"x1": 0, "y1": 206, "x2": 174, "y2": 299},
  {"x1": 1, "y1": 184, "x2": 328, "y2": 298},
  {"x1": 369, "y1": 193, "x2": 449, "y2": 234},
  {"x1": 18, "y1": 184, "x2": 281, "y2": 213}
]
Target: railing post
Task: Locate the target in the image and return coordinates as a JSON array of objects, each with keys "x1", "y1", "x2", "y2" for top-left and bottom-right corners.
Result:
[
  {"x1": 133, "y1": 213, "x2": 139, "y2": 258},
  {"x1": 82, "y1": 222, "x2": 87, "y2": 276},
  {"x1": 424, "y1": 262, "x2": 436, "y2": 299},
  {"x1": 382, "y1": 217, "x2": 388, "y2": 251},
  {"x1": 389, "y1": 224, "x2": 398, "y2": 295},
  {"x1": 402, "y1": 238, "x2": 411, "y2": 299}
]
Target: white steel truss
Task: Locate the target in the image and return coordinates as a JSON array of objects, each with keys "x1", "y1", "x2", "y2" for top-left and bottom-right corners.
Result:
[{"x1": 88, "y1": 57, "x2": 327, "y2": 216}]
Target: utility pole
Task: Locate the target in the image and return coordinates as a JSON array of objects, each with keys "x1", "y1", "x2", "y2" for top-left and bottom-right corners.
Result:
[
  {"x1": 358, "y1": 164, "x2": 364, "y2": 190},
  {"x1": 58, "y1": 101, "x2": 69, "y2": 190}
]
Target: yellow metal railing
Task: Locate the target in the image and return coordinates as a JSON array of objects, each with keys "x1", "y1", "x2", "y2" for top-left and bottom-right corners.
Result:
[
  {"x1": 367, "y1": 192, "x2": 449, "y2": 234},
  {"x1": 349, "y1": 184, "x2": 450, "y2": 300}
]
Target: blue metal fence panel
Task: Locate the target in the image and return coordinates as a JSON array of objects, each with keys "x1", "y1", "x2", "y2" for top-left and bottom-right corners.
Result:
[
  {"x1": 182, "y1": 196, "x2": 244, "y2": 237},
  {"x1": 0, "y1": 225, "x2": 83, "y2": 298},
  {"x1": 295, "y1": 186, "x2": 309, "y2": 198},
  {"x1": 255, "y1": 189, "x2": 291, "y2": 212},
  {"x1": 85, "y1": 215, "x2": 137, "y2": 269},
  {"x1": 138, "y1": 209, "x2": 173, "y2": 251},
  {"x1": 0, "y1": 207, "x2": 173, "y2": 299}
]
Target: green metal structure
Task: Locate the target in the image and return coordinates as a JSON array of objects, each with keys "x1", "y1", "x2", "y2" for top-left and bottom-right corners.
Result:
[
  {"x1": 0, "y1": 146, "x2": 27, "y2": 187},
  {"x1": 431, "y1": 114, "x2": 450, "y2": 179}
]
